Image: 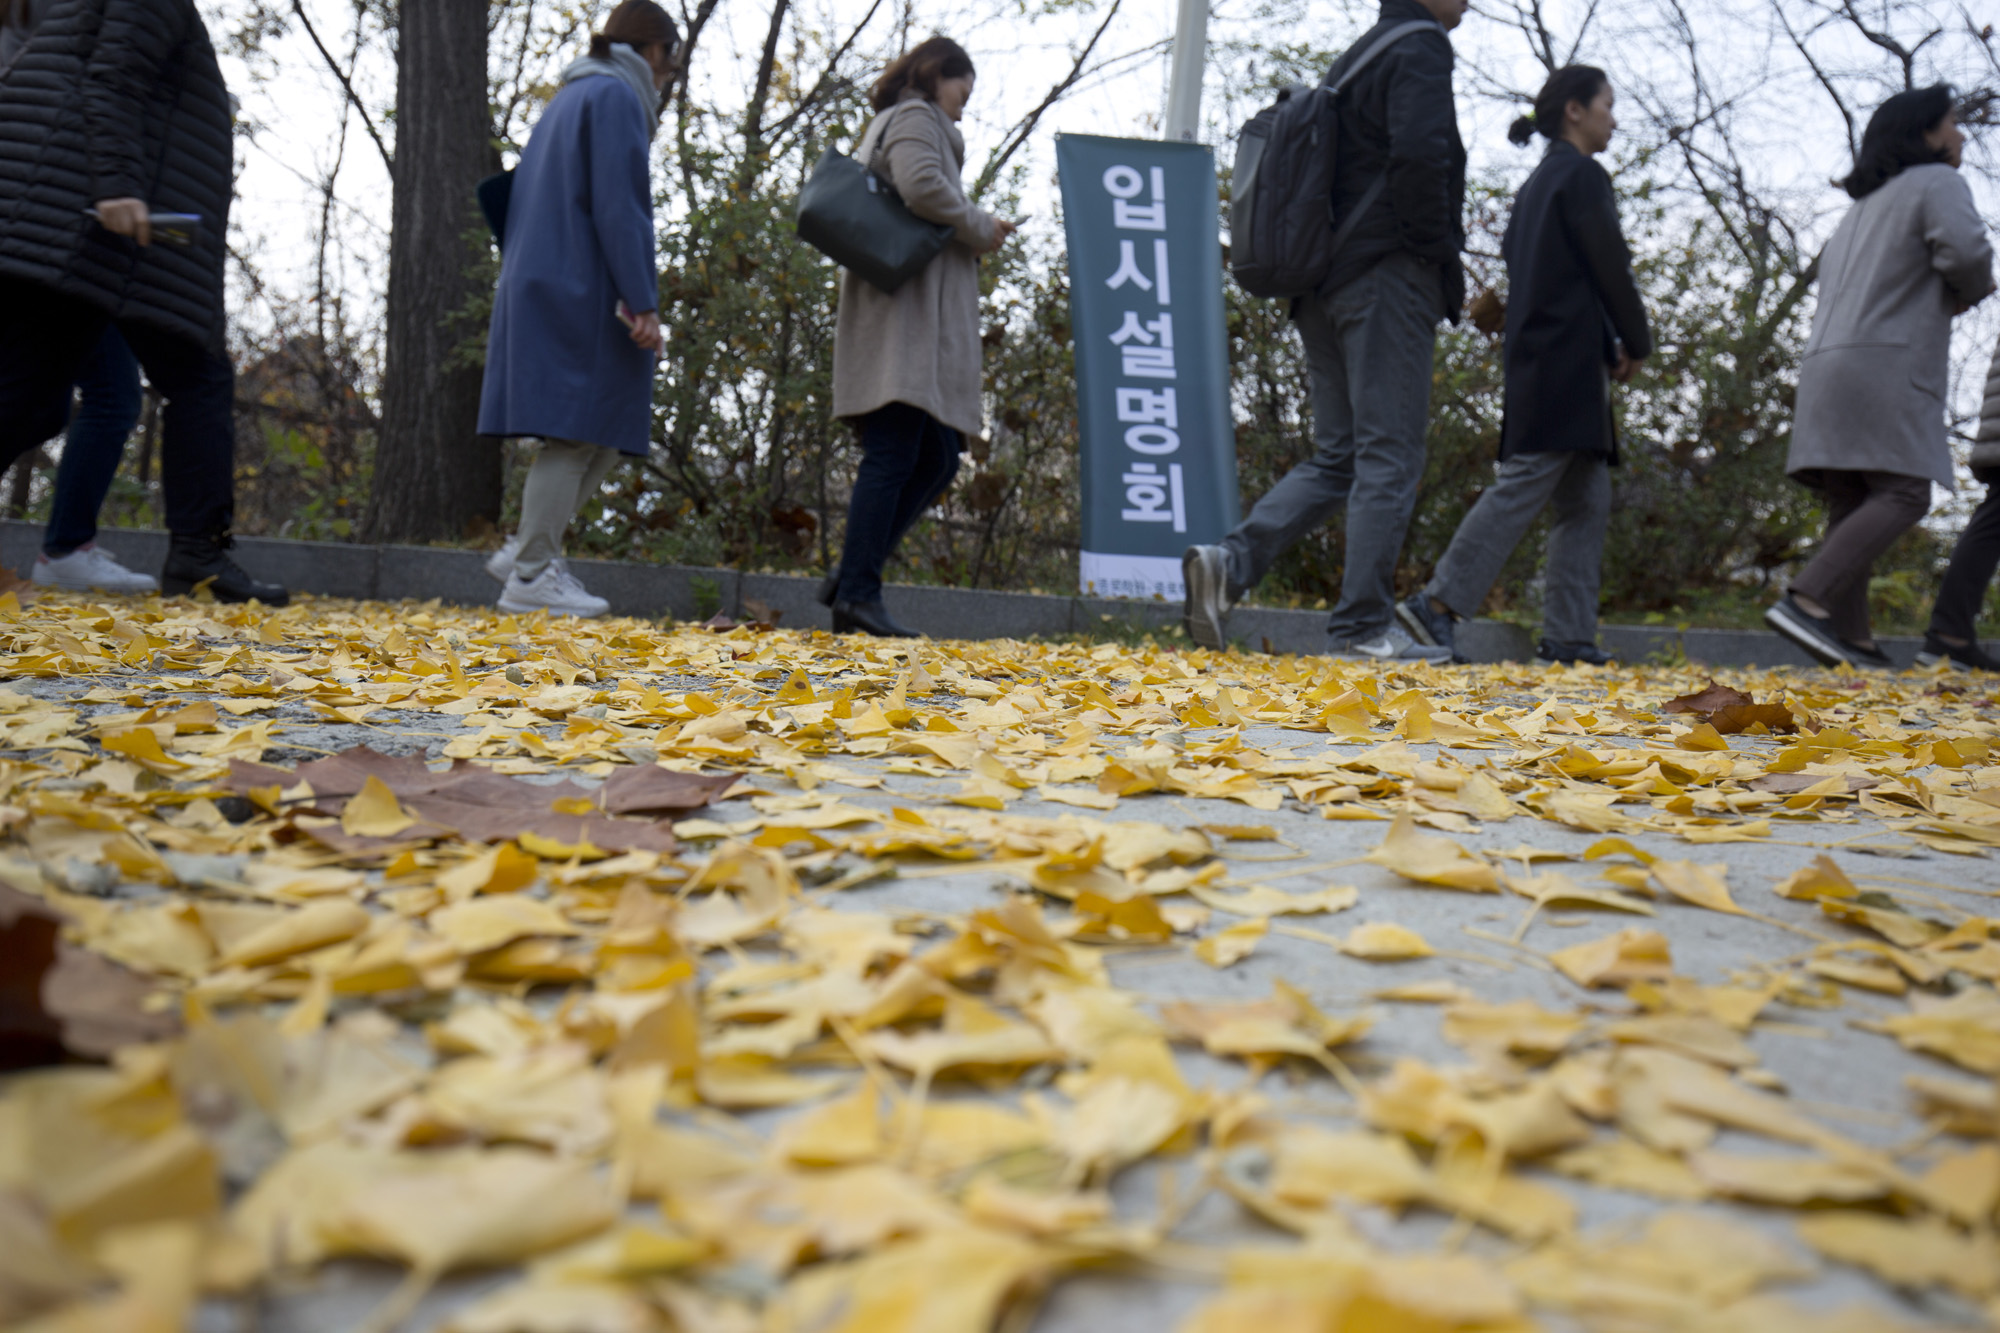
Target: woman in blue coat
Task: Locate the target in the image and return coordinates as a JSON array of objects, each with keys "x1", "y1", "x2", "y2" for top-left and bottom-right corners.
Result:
[
  {"x1": 478, "y1": 0, "x2": 678, "y2": 617},
  {"x1": 1396, "y1": 64, "x2": 1651, "y2": 665}
]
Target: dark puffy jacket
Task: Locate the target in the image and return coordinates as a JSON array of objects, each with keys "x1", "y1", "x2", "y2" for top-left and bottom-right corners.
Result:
[
  {"x1": 1500, "y1": 140, "x2": 1651, "y2": 462},
  {"x1": 1320, "y1": 0, "x2": 1466, "y2": 319},
  {"x1": 0, "y1": 0, "x2": 233, "y2": 349}
]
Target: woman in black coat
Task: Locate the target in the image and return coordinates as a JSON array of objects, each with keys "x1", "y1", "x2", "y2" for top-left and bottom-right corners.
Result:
[
  {"x1": 0, "y1": 0, "x2": 283, "y2": 603},
  {"x1": 1396, "y1": 64, "x2": 1651, "y2": 665}
]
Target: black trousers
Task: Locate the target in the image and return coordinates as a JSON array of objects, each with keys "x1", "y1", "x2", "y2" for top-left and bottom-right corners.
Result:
[
  {"x1": 836, "y1": 401, "x2": 961, "y2": 604},
  {"x1": 1928, "y1": 469, "x2": 2000, "y2": 643},
  {"x1": 0, "y1": 278, "x2": 234, "y2": 537}
]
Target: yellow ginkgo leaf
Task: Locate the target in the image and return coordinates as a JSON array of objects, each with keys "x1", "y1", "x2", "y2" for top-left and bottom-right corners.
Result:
[
  {"x1": 1364, "y1": 813, "x2": 1498, "y2": 892},
  {"x1": 1340, "y1": 921, "x2": 1432, "y2": 960},
  {"x1": 340, "y1": 775, "x2": 416, "y2": 838},
  {"x1": 1195, "y1": 919, "x2": 1267, "y2": 968}
]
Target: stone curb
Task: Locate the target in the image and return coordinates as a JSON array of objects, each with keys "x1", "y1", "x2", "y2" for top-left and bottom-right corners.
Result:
[{"x1": 4, "y1": 520, "x2": 1985, "y2": 669}]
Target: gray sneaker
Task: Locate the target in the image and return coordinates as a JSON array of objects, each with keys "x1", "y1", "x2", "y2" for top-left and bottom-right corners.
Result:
[
  {"x1": 1339, "y1": 622, "x2": 1453, "y2": 665},
  {"x1": 1394, "y1": 593, "x2": 1456, "y2": 655},
  {"x1": 1182, "y1": 544, "x2": 1234, "y2": 650}
]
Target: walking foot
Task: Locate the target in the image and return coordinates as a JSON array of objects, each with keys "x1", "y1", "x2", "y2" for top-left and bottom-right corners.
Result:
[
  {"x1": 33, "y1": 544, "x2": 157, "y2": 594},
  {"x1": 1917, "y1": 633, "x2": 2000, "y2": 673},
  {"x1": 498, "y1": 564, "x2": 608, "y2": 617},
  {"x1": 1764, "y1": 594, "x2": 1851, "y2": 668},
  {"x1": 161, "y1": 532, "x2": 289, "y2": 605},
  {"x1": 832, "y1": 599, "x2": 920, "y2": 638},
  {"x1": 1182, "y1": 544, "x2": 1233, "y2": 650}
]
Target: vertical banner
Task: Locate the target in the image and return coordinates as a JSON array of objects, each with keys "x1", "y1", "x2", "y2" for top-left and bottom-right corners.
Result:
[{"x1": 1056, "y1": 134, "x2": 1238, "y2": 600}]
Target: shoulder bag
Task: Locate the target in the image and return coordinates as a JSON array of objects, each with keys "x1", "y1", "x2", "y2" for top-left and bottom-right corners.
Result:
[{"x1": 796, "y1": 103, "x2": 954, "y2": 294}]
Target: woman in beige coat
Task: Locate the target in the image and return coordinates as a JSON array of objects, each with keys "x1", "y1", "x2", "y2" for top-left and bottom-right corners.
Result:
[
  {"x1": 823, "y1": 37, "x2": 1015, "y2": 637},
  {"x1": 1766, "y1": 85, "x2": 1995, "y2": 669}
]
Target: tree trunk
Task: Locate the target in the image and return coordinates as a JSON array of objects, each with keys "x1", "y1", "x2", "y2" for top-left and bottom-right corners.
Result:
[{"x1": 361, "y1": 0, "x2": 498, "y2": 543}]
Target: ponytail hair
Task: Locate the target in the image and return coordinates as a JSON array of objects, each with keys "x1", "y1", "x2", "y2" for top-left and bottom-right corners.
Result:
[
  {"x1": 588, "y1": 0, "x2": 679, "y2": 61},
  {"x1": 1840, "y1": 85, "x2": 1955, "y2": 198},
  {"x1": 1508, "y1": 64, "x2": 1609, "y2": 147},
  {"x1": 870, "y1": 36, "x2": 975, "y2": 113}
]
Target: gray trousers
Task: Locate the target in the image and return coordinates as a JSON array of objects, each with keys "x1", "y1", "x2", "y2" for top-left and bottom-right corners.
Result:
[
  {"x1": 1424, "y1": 450, "x2": 1611, "y2": 644},
  {"x1": 1219, "y1": 252, "x2": 1442, "y2": 642},
  {"x1": 1790, "y1": 469, "x2": 1930, "y2": 643},
  {"x1": 516, "y1": 438, "x2": 622, "y2": 581}
]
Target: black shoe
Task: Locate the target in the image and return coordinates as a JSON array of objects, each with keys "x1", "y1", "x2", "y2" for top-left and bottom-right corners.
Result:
[
  {"x1": 1764, "y1": 594, "x2": 1849, "y2": 667},
  {"x1": 1394, "y1": 593, "x2": 1457, "y2": 655},
  {"x1": 1916, "y1": 633, "x2": 2000, "y2": 673},
  {"x1": 1535, "y1": 637, "x2": 1613, "y2": 666},
  {"x1": 831, "y1": 599, "x2": 920, "y2": 638},
  {"x1": 1841, "y1": 638, "x2": 1895, "y2": 671},
  {"x1": 161, "y1": 532, "x2": 290, "y2": 606},
  {"x1": 815, "y1": 570, "x2": 840, "y2": 607}
]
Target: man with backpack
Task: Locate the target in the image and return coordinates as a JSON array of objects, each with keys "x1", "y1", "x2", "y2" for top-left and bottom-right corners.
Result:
[{"x1": 1184, "y1": 0, "x2": 1468, "y2": 661}]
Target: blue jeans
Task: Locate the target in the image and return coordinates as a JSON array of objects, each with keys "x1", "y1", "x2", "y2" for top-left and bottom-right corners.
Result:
[
  {"x1": 1217, "y1": 251, "x2": 1442, "y2": 642},
  {"x1": 836, "y1": 402, "x2": 961, "y2": 604},
  {"x1": 43, "y1": 327, "x2": 143, "y2": 556}
]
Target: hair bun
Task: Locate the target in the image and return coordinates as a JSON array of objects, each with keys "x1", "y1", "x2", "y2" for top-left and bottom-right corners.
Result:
[{"x1": 1507, "y1": 113, "x2": 1537, "y2": 147}]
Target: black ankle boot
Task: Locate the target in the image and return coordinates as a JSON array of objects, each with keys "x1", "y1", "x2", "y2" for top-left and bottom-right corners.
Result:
[
  {"x1": 831, "y1": 599, "x2": 919, "y2": 638},
  {"x1": 162, "y1": 532, "x2": 290, "y2": 606},
  {"x1": 815, "y1": 570, "x2": 840, "y2": 607}
]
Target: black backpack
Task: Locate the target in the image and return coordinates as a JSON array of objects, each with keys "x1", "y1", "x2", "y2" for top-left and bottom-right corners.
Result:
[{"x1": 1228, "y1": 20, "x2": 1437, "y2": 299}]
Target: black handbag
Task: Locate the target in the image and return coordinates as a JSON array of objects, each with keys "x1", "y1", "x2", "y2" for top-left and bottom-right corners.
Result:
[
  {"x1": 476, "y1": 169, "x2": 514, "y2": 248},
  {"x1": 796, "y1": 108, "x2": 953, "y2": 293}
]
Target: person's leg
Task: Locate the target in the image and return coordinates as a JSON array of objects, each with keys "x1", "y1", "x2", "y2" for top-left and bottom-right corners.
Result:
[
  {"x1": 837, "y1": 403, "x2": 927, "y2": 605},
  {"x1": 119, "y1": 321, "x2": 287, "y2": 604},
  {"x1": 1927, "y1": 479, "x2": 2000, "y2": 646},
  {"x1": 1539, "y1": 454, "x2": 1613, "y2": 645},
  {"x1": 886, "y1": 417, "x2": 961, "y2": 550},
  {"x1": 0, "y1": 280, "x2": 108, "y2": 472},
  {"x1": 1422, "y1": 452, "x2": 1572, "y2": 621},
  {"x1": 1214, "y1": 294, "x2": 1356, "y2": 596},
  {"x1": 116, "y1": 321, "x2": 235, "y2": 539},
  {"x1": 1325, "y1": 253, "x2": 1442, "y2": 643},
  {"x1": 1791, "y1": 472, "x2": 1930, "y2": 644},
  {"x1": 43, "y1": 327, "x2": 143, "y2": 556},
  {"x1": 515, "y1": 439, "x2": 605, "y2": 581}
]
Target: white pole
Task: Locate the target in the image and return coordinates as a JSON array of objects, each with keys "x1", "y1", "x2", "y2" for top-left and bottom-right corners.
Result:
[{"x1": 1164, "y1": 0, "x2": 1208, "y2": 142}]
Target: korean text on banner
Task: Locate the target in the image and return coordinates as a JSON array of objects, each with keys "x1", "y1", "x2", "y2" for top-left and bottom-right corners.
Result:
[{"x1": 1056, "y1": 135, "x2": 1238, "y2": 601}]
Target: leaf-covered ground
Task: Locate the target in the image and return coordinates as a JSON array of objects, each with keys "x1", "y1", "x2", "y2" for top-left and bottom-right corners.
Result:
[{"x1": 2, "y1": 590, "x2": 1999, "y2": 1332}]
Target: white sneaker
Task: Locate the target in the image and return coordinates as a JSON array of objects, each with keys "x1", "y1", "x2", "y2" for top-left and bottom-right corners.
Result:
[
  {"x1": 484, "y1": 535, "x2": 522, "y2": 584},
  {"x1": 498, "y1": 563, "x2": 609, "y2": 617},
  {"x1": 1337, "y1": 623, "x2": 1452, "y2": 665},
  {"x1": 32, "y1": 544, "x2": 158, "y2": 594}
]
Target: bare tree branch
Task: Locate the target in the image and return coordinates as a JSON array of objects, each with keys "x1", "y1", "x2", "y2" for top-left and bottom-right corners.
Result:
[
  {"x1": 737, "y1": 0, "x2": 794, "y2": 191},
  {"x1": 291, "y1": 0, "x2": 393, "y2": 178},
  {"x1": 972, "y1": 0, "x2": 1124, "y2": 201}
]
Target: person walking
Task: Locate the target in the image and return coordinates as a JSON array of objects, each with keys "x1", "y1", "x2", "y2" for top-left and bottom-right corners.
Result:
[
  {"x1": 478, "y1": 0, "x2": 677, "y2": 618},
  {"x1": 1915, "y1": 334, "x2": 2000, "y2": 671},
  {"x1": 30, "y1": 329, "x2": 159, "y2": 595},
  {"x1": 1182, "y1": 0, "x2": 1468, "y2": 662},
  {"x1": 0, "y1": 0, "x2": 286, "y2": 604},
  {"x1": 825, "y1": 36, "x2": 1015, "y2": 638},
  {"x1": 1395, "y1": 66, "x2": 1648, "y2": 667},
  {"x1": 1765, "y1": 86, "x2": 1994, "y2": 669}
]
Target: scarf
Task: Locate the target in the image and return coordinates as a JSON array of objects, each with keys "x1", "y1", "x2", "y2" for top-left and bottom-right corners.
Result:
[{"x1": 559, "y1": 42, "x2": 661, "y2": 140}]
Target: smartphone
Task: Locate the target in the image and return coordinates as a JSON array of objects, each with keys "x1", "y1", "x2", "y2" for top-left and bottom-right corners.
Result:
[{"x1": 81, "y1": 209, "x2": 202, "y2": 246}]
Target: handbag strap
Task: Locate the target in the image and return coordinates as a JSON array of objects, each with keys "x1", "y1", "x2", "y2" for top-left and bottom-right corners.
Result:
[{"x1": 860, "y1": 99, "x2": 934, "y2": 178}]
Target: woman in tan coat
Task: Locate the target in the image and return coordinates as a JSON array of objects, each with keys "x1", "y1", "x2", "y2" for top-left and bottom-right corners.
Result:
[{"x1": 824, "y1": 37, "x2": 1015, "y2": 637}]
